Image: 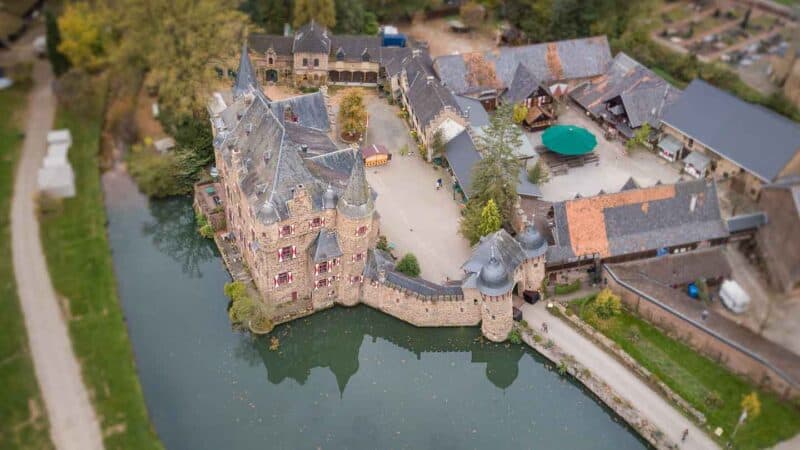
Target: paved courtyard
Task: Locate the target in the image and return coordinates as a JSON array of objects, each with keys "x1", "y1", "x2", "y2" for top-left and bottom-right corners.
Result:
[
  {"x1": 530, "y1": 105, "x2": 685, "y2": 202},
  {"x1": 363, "y1": 96, "x2": 472, "y2": 282}
]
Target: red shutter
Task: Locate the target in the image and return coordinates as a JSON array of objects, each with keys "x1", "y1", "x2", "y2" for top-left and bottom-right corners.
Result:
[
  {"x1": 277, "y1": 249, "x2": 283, "y2": 262},
  {"x1": 291, "y1": 224, "x2": 296, "y2": 235},
  {"x1": 273, "y1": 275, "x2": 278, "y2": 288},
  {"x1": 315, "y1": 264, "x2": 319, "y2": 276},
  {"x1": 292, "y1": 245, "x2": 297, "y2": 258},
  {"x1": 322, "y1": 217, "x2": 326, "y2": 226},
  {"x1": 288, "y1": 272, "x2": 293, "y2": 283}
]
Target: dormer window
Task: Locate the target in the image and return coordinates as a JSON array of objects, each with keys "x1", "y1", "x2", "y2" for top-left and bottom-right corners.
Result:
[
  {"x1": 309, "y1": 217, "x2": 324, "y2": 228},
  {"x1": 355, "y1": 225, "x2": 368, "y2": 236},
  {"x1": 317, "y1": 261, "x2": 330, "y2": 274},
  {"x1": 268, "y1": 57, "x2": 273, "y2": 65},
  {"x1": 279, "y1": 224, "x2": 294, "y2": 237},
  {"x1": 352, "y1": 252, "x2": 364, "y2": 262},
  {"x1": 362, "y1": 51, "x2": 370, "y2": 62},
  {"x1": 336, "y1": 49, "x2": 344, "y2": 61}
]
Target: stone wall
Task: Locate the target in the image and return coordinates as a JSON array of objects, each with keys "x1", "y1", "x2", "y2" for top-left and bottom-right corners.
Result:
[
  {"x1": 361, "y1": 281, "x2": 480, "y2": 327},
  {"x1": 480, "y1": 292, "x2": 513, "y2": 342},
  {"x1": 605, "y1": 266, "x2": 800, "y2": 399}
]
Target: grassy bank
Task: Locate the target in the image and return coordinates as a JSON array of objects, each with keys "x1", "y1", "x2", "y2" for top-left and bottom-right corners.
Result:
[
  {"x1": 569, "y1": 296, "x2": 800, "y2": 450},
  {"x1": 0, "y1": 85, "x2": 54, "y2": 449},
  {"x1": 39, "y1": 84, "x2": 163, "y2": 449}
]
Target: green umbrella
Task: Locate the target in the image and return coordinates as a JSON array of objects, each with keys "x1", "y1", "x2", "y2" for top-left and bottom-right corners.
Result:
[{"x1": 542, "y1": 125, "x2": 597, "y2": 156}]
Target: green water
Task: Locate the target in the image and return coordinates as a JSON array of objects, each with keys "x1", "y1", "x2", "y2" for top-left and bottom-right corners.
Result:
[{"x1": 102, "y1": 171, "x2": 648, "y2": 450}]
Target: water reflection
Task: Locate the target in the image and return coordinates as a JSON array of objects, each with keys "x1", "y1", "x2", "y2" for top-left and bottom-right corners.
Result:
[
  {"x1": 141, "y1": 197, "x2": 218, "y2": 277},
  {"x1": 243, "y1": 306, "x2": 526, "y2": 392}
]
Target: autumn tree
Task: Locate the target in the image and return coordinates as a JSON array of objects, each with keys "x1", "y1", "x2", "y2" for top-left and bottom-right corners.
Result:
[
  {"x1": 293, "y1": 0, "x2": 337, "y2": 29},
  {"x1": 338, "y1": 89, "x2": 368, "y2": 141},
  {"x1": 460, "y1": 1, "x2": 485, "y2": 30},
  {"x1": 110, "y1": 0, "x2": 246, "y2": 115},
  {"x1": 512, "y1": 102, "x2": 528, "y2": 124},
  {"x1": 57, "y1": 2, "x2": 110, "y2": 72},
  {"x1": 477, "y1": 199, "x2": 502, "y2": 237}
]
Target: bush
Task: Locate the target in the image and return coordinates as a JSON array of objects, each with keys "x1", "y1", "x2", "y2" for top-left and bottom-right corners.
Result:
[
  {"x1": 395, "y1": 253, "x2": 421, "y2": 277},
  {"x1": 508, "y1": 328, "x2": 522, "y2": 344},
  {"x1": 594, "y1": 288, "x2": 622, "y2": 319},
  {"x1": 225, "y1": 281, "x2": 255, "y2": 324},
  {"x1": 127, "y1": 145, "x2": 190, "y2": 197},
  {"x1": 196, "y1": 213, "x2": 214, "y2": 239},
  {"x1": 554, "y1": 279, "x2": 581, "y2": 295},
  {"x1": 527, "y1": 160, "x2": 547, "y2": 184},
  {"x1": 376, "y1": 235, "x2": 390, "y2": 252},
  {"x1": 705, "y1": 390, "x2": 724, "y2": 409}
]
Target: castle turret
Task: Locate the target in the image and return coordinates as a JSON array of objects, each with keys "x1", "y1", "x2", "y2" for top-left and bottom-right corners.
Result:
[
  {"x1": 477, "y1": 248, "x2": 514, "y2": 342},
  {"x1": 233, "y1": 41, "x2": 260, "y2": 99},
  {"x1": 516, "y1": 222, "x2": 547, "y2": 293},
  {"x1": 336, "y1": 155, "x2": 376, "y2": 306}
]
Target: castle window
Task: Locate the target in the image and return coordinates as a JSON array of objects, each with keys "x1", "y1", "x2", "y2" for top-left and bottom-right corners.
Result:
[
  {"x1": 303, "y1": 58, "x2": 308, "y2": 66},
  {"x1": 291, "y1": 291, "x2": 298, "y2": 301},
  {"x1": 362, "y1": 52, "x2": 370, "y2": 62},
  {"x1": 278, "y1": 245, "x2": 295, "y2": 262},
  {"x1": 315, "y1": 278, "x2": 329, "y2": 289},
  {"x1": 474, "y1": 299, "x2": 478, "y2": 305},
  {"x1": 534, "y1": 263, "x2": 538, "y2": 268},
  {"x1": 313, "y1": 58, "x2": 319, "y2": 67},
  {"x1": 396, "y1": 298, "x2": 400, "y2": 303},
  {"x1": 309, "y1": 217, "x2": 324, "y2": 228},
  {"x1": 279, "y1": 224, "x2": 294, "y2": 237},
  {"x1": 355, "y1": 225, "x2": 368, "y2": 236},
  {"x1": 274, "y1": 271, "x2": 292, "y2": 287},
  {"x1": 350, "y1": 275, "x2": 363, "y2": 284},
  {"x1": 352, "y1": 252, "x2": 364, "y2": 262},
  {"x1": 316, "y1": 261, "x2": 330, "y2": 275},
  {"x1": 492, "y1": 315, "x2": 496, "y2": 320},
  {"x1": 336, "y1": 50, "x2": 344, "y2": 61}
]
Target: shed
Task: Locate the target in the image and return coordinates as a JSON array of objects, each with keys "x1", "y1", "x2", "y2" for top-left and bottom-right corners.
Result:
[
  {"x1": 657, "y1": 134, "x2": 682, "y2": 162},
  {"x1": 683, "y1": 151, "x2": 711, "y2": 179},
  {"x1": 360, "y1": 144, "x2": 390, "y2": 167},
  {"x1": 47, "y1": 129, "x2": 72, "y2": 147}
]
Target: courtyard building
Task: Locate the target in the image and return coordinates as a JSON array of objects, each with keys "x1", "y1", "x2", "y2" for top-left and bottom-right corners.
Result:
[{"x1": 659, "y1": 79, "x2": 800, "y2": 199}]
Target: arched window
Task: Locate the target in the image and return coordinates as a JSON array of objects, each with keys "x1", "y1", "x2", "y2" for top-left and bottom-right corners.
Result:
[{"x1": 268, "y1": 57, "x2": 273, "y2": 65}]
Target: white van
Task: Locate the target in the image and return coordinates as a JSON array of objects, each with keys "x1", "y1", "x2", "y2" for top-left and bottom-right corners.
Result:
[{"x1": 719, "y1": 280, "x2": 750, "y2": 314}]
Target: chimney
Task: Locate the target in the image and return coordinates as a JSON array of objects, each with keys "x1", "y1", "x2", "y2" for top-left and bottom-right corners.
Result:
[
  {"x1": 300, "y1": 144, "x2": 308, "y2": 153},
  {"x1": 412, "y1": 48, "x2": 421, "y2": 57},
  {"x1": 689, "y1": 194, "x2": 697, "y2": 212},
  {"x1": 426, "y1": 75, "x2": 435, "y2": 85}
]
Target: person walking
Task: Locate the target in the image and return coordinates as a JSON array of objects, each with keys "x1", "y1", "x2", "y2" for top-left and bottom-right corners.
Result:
[{"x1": 681, "y1": 428, "x2": 689, "y2": 442}]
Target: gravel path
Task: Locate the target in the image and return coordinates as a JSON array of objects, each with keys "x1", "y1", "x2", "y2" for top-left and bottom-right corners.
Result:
[
  {"x1": 11, "y1": 60, "x2": 104, "y2": 450},
  {"x1": 521, "y1": 301, "x2": 719, "y2": 450}
]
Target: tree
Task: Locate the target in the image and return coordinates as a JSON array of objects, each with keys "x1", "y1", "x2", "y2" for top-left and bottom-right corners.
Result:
[
  {"x1": 459, "y1": 200, "x2": 485, "y2": 245},
  {"x1": 430, "y1": 129, "x2": 446, "y2": 160},
  {"x1": 478, "y1": 199, "x2": 502, "y2": 237},
  {"x1": 241, "y1": 0, "x2": 289, "y2": 34},
  {"x1": 335, "y1": 0, "x2": 366, "y2": 34},
  {"x1": 338, "y1": 89, "x2": 368, "y2": 140},
  {"x1": 512, "y1": 102, "x2": 528, "y2": 124},
  {"x1": 45, "y1": 10, "x2": 71, "y2": 76},
  {"x1": 527, "y1": 160, "x2": 547, "y2": 184},
  {"x1": 293, "y1": 0, "x2": 336, "y2": 29},
  {"x1": 472, "y1": 103, "x2": 523, "y2": 220},
  {"x1": 110, "y1": 0, "x2": 246, "y2": 115},
  {"x1": 395, "y1": 253, "x2": 421, "y2": 277},
  {"x1": 57, "y1": 2, "x2": 110, "y2": 72},
  {"x1": 741, "y1": 392, "x2": 762, "y2": 419},
  {"x1": 594, "y1": 288, "x2": 622, "y2": 319},
  {"x1": 460, "y1": 1, "x2": 485, "y2": 30},
  {"x1": 625, "y1": 122, "x2": 651, "y2": 151}
]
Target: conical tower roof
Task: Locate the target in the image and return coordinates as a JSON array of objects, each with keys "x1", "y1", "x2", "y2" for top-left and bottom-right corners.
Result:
[
  {"x1": 233, "y1": 41, "x2": 259, "y2": 99},
  {"x1": 337, "y1": 154, "x2": 373, "y2": 218}
]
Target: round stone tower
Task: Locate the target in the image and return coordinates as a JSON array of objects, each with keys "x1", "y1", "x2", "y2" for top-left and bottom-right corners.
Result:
[
  {"x1": 477, "y1": 250, "x2": 514, "y2": 342},
  {"x1": 335, "y1": 155, "x2": 375, "y2": 306},
  {"x1": 516, "y1": 223, "x2": 548, "y2": 293}
]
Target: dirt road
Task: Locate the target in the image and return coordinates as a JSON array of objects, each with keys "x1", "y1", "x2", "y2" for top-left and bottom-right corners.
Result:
[{"x1": 11, "y1": 60, "x2": 104, "y2": 450}]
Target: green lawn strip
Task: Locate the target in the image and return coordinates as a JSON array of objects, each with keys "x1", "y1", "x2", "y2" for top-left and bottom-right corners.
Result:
[
  {"x1": 0, "y1": 84, "x2": 54, "y2": 449},
  {"x1": 572, "y1": 296, "x2": 800, "y2": 450},
  {"x1": 40, "y1": 87, "x2": 163, "y2": 449}
]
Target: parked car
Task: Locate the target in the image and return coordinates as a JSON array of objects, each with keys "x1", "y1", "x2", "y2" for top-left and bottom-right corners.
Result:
[
  {"x1": 720, "y1": 280, "x2": 750, "y2": 314},
  {"x1": 512, "y1": 307, "x2": 523, "y2": 322},
  {"x1": 33, "y1": 35, "x2": 47, "y2": 57},
  {"x1": 522, "y1": 290, "x2": 540, "y2": 304},
  {"x1": 0, "y1": 67, "x2": 12, "y2": 90}
]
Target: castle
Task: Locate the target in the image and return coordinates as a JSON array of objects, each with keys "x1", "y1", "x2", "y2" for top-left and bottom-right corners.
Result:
[{"x1": 207, "y1": 31, "x2": 738, "y2": 343}]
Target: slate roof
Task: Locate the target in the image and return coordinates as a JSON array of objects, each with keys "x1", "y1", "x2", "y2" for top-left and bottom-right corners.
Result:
[
  {"x1": 284, "y1": 122, "x2": 339, "y2": 156},
  {"x1": 403, "y1": 51, "x2": 463, "y2": 132},
  {"x1": 763, "y1": 175, "x2": 800, "y2": 215},
  {"x1": 308, "y1": 229, "x2": 343, "y2": 262},
  {"x1": 726, "y1": 212, "x2": 768, "y2": 233},
  {"x1": 570, "y1": 53, "x2": 681, "y2": 129},
  {"x1": 249, "y1": 34, "x2": 294, "y2": 56},
  {"x1": 331, "y1": 35, "x2": 382, "y2": 62},
  {"x1": 503, "y1": 64, "x2": 543, "y2": 104},
  {"x1": 337, "y1": 154, "x2": 374, "y2": 218},
  {"x1": 293, "y1": 21, "x2": 331, "y2": 54},
  {"x1": 378, "y1": 47, "x2": 413, "y2": 78},
  {"x1": 233, "y1": 42, "x2": 260, "y2": 99},
  {"x1": 445, "y1": 130, "x2": 482, "y2": 197},
  {"x1": 454, "y1": 95, "x2": 490, "y2": 129},
  {"x1": 270, "y1": 92, "x2": 331, "y2": 131},
  {"x1": 433, "y1": 36, "x2": 612, "y2": 96},
  {"x1": 363, "y1": 250, "x2": 463, "y2": 297},
  {"x1": 548, "y1": 179, "x2": 729, "y2": 264},
  {"x1": 462, "y1": 229, "x2": 544, "y2": 295},
  {"x1": 661, "y1": 79, "x2": 800, "y2": 182}
]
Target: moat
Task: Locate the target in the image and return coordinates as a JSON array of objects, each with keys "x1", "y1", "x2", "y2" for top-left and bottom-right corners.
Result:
[{"x1": 102, "y1": 170, "x2": 648, "y2": 450}]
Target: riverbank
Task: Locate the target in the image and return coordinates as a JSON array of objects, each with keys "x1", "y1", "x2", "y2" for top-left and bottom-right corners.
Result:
[
  {"x1": 0, "y1": 83, "x2": 53, "y2": 449},
  {"x1": 38, "y1": 82, "x2": 163, "y2": 449}
]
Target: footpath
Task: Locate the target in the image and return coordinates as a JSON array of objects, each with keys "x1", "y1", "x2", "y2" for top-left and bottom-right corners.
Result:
[
  {"x1": 521, "y1": 301, "x2": 718, "y2": 450},
  {"x1": 11, "y1": 60, "x2": 104, "y2": 450}
]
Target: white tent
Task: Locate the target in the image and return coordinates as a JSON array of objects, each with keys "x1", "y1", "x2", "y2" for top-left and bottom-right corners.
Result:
[
  {"x1": 38, "y1": 165, "x2": 76, "y2": 198},
  {"x1": 47, "y1": 129, "x2": 72, "y2": 147}
]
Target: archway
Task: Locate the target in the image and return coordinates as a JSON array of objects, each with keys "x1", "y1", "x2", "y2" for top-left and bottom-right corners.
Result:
[
  {"x1": 265, "y1": 69, "x2": 278, "y2": 83},
  {"x1": 352, "y1": 71, "x2": 365, "y2": 83},
  {"x1": 328, "y1": 70, "x2": 340, "y2": 83},
  {"x1": 365, "y1": 71, "x2": 378, "y2": 84}
]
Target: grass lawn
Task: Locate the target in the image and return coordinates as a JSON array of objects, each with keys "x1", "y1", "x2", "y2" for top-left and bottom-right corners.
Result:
[
  {"x1": 570, "y1": 296, "x2": 800, "y2": 450},
  {"x1": 0, "y1": 84, "x2": 54, "y2": 449},
  {"x1": 39, "y1": 84, "x2": 163, "y2": 449}
]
